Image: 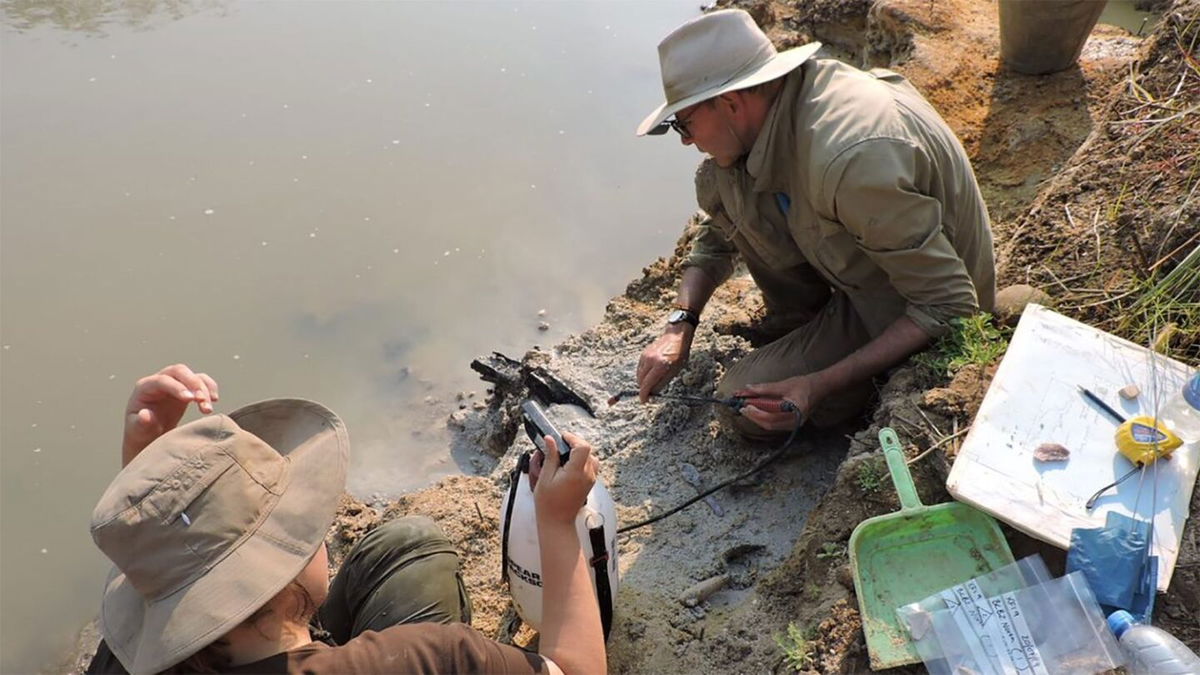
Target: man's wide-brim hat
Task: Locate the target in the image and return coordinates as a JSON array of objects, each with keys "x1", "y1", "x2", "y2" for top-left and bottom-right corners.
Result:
[
  {"x1": 90, "y1": 399, "x2": 349, "y2": 675},
  {"x1": 637, "y1": 9, "x2": 821, "y2": 136}
]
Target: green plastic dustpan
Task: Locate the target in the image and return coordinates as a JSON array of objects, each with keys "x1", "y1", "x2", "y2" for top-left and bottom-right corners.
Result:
[{"x1": 849, "y1": 428, "x2": 1014, "y2": 670}]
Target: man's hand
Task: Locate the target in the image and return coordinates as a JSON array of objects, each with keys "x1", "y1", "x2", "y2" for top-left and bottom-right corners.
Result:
[
  {"x1": 734, "y1": 374, "x2": 825, "y2": 432},
  {"x1": 636, "y1": 325, "x2": 694, "y2": 403},
  {"x1": 531, "y1": 432, "x2": 598, "y2": 526},
  {"x1": 123, "y1": 364, "x2": 219, "y2": 466}
]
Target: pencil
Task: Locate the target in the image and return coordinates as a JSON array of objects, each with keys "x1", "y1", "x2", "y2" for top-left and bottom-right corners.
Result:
[{"x1": 1076, "y1": 385, "x2": 1127, "y2": 424}]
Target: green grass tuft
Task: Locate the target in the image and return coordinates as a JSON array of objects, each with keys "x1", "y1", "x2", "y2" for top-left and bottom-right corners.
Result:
[
  {"x1": 816, "y1": 541, "x2": 847, "y2": 560},
  {"x1": 913, "y1": 313, "x2": 1010, "y2": 377},
  {"x1": 774, "y1": 622, "x2": 817, "y2": 672},
  {"x1": 856, "y1": 458, "x2": 885, "y2": 495}
]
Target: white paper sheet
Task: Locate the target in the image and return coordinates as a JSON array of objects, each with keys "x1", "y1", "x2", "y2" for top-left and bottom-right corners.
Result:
[{"x1": 946, "y1": 305, "x2": 1198, "y2": 590}]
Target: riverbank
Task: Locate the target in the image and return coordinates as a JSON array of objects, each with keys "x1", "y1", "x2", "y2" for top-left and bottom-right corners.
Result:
[{"x1": 61, "y1": 0, "x2": 1198, "y2": 671}]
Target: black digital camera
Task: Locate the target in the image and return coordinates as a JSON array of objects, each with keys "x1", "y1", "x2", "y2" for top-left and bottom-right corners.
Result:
[{"x1": 520, "y1": 400, "x2": 571, "y2": 465}]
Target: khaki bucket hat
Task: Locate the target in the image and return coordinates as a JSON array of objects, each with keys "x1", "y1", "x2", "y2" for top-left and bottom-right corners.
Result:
[
  {"x1": 637, "y1": 9, "x2": 821, "y2": 136},
  {"x1": 90, "y1": 399, "x2": 349, "y2": 675}
]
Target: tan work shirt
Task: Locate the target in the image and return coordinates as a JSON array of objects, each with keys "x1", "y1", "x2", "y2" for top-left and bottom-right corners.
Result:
[{"x1": 686, "y1": 59, "x2": 996, "y2": 339}]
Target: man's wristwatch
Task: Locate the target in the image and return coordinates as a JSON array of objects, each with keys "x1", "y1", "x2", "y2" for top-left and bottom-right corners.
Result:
[{"x1": 667, "y1": 307, "x2": 700, "y2": 328}]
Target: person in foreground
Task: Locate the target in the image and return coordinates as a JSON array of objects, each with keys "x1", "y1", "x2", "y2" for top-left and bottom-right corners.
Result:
[
  {"x1": 86, "y1": 363, "x2": 606, "y2": 674},
  {"x1": 635, "y1": 10, "x2": 996, "y2": 438}
]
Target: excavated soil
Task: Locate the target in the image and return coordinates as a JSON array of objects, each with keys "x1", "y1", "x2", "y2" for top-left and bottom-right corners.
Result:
[{"x1": 63, "y1": 0, "x2": 1198, "y2": 672}]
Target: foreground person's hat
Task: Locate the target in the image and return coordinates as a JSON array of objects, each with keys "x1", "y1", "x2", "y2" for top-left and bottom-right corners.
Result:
[
  {"x1": 90, "y1": 399, "x2": 349, "y2": 675},
  {"x1": 637, "y1": 9, "x2": 821, "y2": 136}
]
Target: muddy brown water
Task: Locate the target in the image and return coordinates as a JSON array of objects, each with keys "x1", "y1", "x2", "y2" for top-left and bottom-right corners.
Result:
[{"x1": 0, "y1": 1, "x2": 701, "y2": 670}]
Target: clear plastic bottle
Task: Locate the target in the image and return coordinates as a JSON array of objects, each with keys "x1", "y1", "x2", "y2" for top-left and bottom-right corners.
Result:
[
  {"x1": 1159, "y1": 372, "x2": 1200, "y2": 444},
  {"x1": 1108, "y1": 610, "x2": 1200, "y2": 674}
]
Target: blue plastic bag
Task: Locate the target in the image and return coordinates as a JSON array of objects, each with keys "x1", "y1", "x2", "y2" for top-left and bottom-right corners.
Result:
[{"x1": 1067, "y1": 511, "x2": 1157, "y2": 622}]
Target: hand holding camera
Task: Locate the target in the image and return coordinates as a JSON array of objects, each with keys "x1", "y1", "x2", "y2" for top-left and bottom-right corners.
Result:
[{"x1": 521, "y1": 401, "x2": 598, "y2": 524}]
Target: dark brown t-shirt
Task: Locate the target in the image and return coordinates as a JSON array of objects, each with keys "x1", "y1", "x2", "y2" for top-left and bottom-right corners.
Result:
[{"x1": 226, "y1": 623, "x2": 543, "y2": 674}]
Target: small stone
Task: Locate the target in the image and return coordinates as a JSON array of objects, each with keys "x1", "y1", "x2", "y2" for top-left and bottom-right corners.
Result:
[
  {"x1": 835, "y1": 564, "x2": 855, "y2": 590},
  {"x1": 423, "y1": 395, "x2": 436, "y2": 405},
  {"x1": 1034, "y1": 443, "x2": 1070, "y2": 462},
  {"x1": 538, "y1": 321, "x2": 550, "y2": 331},
  {"x1": 448, "y1": 410, "x2": 469, "y2": 429},
  {"x1": 1119, "y1": 384, "x2": 1141, "y2": 400},
  {"x1": 994, "y1": 284, "x2": 1053, "y2": 326},
  {"x1": 537, "y1": 309, "x2": 547, "y2": 317}
]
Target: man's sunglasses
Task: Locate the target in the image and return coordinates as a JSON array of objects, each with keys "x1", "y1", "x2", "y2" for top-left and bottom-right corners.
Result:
[
  {"x1": 648, "y1": 118, "x2": 689, "y2": 138},
  {"x1": 647, "y1": 106, "x2": 699, "y2": 138}
]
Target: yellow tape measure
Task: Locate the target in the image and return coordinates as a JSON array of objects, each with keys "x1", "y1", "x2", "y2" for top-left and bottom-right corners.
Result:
[{"x1": 1115, "y1": 415, "x2": 1183, "y2": 465}]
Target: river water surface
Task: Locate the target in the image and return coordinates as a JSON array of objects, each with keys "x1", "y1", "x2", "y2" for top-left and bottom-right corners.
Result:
[{"x1": 1, "y1": 1, "x2": 699, "y2": 670}]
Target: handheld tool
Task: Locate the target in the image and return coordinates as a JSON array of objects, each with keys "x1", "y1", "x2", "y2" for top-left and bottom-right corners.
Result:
[
  {"x1": 606, "y1": 389, "x2": 797, "y2": 413},
  {"x1": 521, "y1": 400, "x2": 571, "y2": 464},
  {"x1": 1078, "y1": 386, "x2": 1183, "y2": 510}
]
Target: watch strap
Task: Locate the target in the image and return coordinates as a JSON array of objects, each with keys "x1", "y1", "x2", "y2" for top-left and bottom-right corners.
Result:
[{"x1": 668, "y1": 307, "x2": 700, "y2": 327}]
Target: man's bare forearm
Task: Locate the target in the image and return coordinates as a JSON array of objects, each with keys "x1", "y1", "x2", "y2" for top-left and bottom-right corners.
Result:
[
  {"x1": 812, "y1": 315, "x2": 931, "y2": 397},
  {"x1": 676, "y1": 266, "x2": 721, "y2": 313},
  {"x1": 537, "y1": 520, "x2": 606, "y2": 675}
]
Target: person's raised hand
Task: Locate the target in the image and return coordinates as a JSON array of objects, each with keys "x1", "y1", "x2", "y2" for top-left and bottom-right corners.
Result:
[
  {"x1": 636, "y1": 326, "x2": 694, "y2": 403},
  {"x1": 122, "y1": 363, "x2": 220, "y2": 465},
  {"x1": 531, "y1": 432, "x2": 598, "y2": 527},
  {"x1": 734, "y1": 375, "x2": 819, "y2": 432}
]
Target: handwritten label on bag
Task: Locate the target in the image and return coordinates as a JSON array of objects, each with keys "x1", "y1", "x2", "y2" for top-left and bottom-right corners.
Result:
[{"x1": 939, "y1": 580, "x2": 1049, "y2": 675}]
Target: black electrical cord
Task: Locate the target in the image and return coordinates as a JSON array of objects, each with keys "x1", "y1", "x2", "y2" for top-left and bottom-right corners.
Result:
[{"x1": 617, "y1": 420, "x2": 804, "y2": 534}]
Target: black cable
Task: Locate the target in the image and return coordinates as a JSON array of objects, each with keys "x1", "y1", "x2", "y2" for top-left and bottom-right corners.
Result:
[{"x1": 616, "y1": 421, "x2": 804, "y2": 534}]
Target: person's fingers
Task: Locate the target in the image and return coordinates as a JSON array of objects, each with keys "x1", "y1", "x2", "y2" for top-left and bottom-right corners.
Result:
[
  {"x1": 126, "y1": 408, "x2": 151, "y2": 430},
  {"x1": 131, "y1": 373, "x2": 194, "y2": 408},
  {"x1": 586, "y1": 453, "x2": 600, "y2": 482},
  {"x1": 636, "y1": 355, "x2": 656, "y2": 402},
  {"x1": 529, "y1": 449, "x2": 544, "y2": 491},
  {"x1": 639, "y1": 362, "x2": 669, "y2": 403},
  {"x1": 541, "y1": 435, "x2": 561, "y2": 477},
  {"x1": 743, "y1": 397, "x2": 791, "y2": 413},
  {"x1": 125, "y1": 408, "x2": 161, "y2": 439},
  {"x1": 741, "y1": 405, "x2": 797, "y2": 431},
  {"x1": 158, "y1": 364, "x2": 214, "y2": 411},
  {"x1": 561, "y1": 432, "x2": 591, "y2": 471},
  {"x1": 197, "y1": 372, "x2": 220, "y2": 407}
]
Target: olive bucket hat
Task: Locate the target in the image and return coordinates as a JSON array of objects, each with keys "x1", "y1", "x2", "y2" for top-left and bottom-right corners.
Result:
[
  {"x1": 637, "y1": 8, "x2": 821, "y2": 136},
  {"x1": 90, "y1": 399, "x2": 349, "y2": 674}
]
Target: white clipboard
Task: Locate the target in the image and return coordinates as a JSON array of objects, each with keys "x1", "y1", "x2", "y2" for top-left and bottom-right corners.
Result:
[{"x1": 947, "y1": 304, "x2": 1197, "y2": 591}]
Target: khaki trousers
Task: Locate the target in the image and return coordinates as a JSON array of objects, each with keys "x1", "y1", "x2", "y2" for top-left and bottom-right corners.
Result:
[{"x1": 715, "y1": 288, "x2": 876, "y2": 440}]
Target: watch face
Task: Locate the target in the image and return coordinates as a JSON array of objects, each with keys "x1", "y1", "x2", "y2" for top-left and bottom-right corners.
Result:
[{"x1": 667, "y1": 309, "x2": 697, "y2": 325}]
